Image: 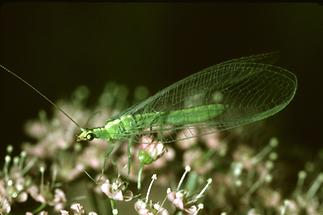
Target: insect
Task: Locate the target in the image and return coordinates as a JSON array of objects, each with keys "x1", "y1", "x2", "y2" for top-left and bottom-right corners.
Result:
[
  {"x1": 76, "y1": 52, "x2": 297, "y2": 143},
  {"x1": 1, "y1": 52, "x2": 297, "y2": 189}
]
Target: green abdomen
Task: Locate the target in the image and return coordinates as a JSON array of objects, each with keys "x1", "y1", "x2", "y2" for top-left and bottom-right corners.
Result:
[
  {"x1": 136, "y1": 103, "x2": 225, "y2": 128},
  {"x1": 161, "y1": 104, "x2": 225, "y2": 125}
]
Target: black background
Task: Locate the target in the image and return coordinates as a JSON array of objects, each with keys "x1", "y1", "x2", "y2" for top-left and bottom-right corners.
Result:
[{"x1": 0, "y1": 3, "x2": 322, "y2": 163}]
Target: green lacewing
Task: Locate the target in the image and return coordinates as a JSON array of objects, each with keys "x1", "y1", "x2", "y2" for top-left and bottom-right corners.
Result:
[{"x1": 76, "y1": 52, "x2": 297, "y2": 144}]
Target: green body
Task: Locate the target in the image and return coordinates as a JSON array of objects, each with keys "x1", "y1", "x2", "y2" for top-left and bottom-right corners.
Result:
[{"x1": 83, "y1": 104, "x2": 224, "y2": 142}]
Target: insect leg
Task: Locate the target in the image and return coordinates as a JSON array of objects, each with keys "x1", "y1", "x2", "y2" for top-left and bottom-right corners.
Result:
[
  {"x1": 100, "y1": 142, "x2": 121, "y2": 177},
  {"x1": 127, "y1": 136, "x2": 135, "y2": 175}
]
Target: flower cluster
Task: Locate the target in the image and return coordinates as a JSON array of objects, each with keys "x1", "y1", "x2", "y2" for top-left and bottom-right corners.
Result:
[{"x1": 1, "y1": 82, "x2": 322, "y2": 214}]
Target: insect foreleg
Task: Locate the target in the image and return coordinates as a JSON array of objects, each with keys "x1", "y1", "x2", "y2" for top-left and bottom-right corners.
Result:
[
  {"x1": 100, "y1": 142, "x2": 121, "y2": 177},
  {"x1": 127, "y1": 136, "x2": 135, "y2": 175}
]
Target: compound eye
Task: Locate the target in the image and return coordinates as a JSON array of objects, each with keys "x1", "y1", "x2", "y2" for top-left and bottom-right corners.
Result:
[{"x1": 86, "y1": 132, "x2": 95, "y2": 141}]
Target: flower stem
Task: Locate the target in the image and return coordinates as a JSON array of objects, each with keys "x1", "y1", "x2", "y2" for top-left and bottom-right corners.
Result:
[
  {"x1": 110, "y1": 199, "x2": 118, "y2": 215},
  {"x1": 137, "y1": 164, "x2": 144, "y2": 190},
  {"x1": 32, "y1": 203, "x2": 46, "y2": 214}
]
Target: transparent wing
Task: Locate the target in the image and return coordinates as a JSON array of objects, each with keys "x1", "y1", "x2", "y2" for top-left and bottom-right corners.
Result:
[
  {"x1": 116, "y1": 52, "x2": 279, "y2": 118},
  {"x1": 116, "y1": 53, "x2": 297, "y2": 143}
]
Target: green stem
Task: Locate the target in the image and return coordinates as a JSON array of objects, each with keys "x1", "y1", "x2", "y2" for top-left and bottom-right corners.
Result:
[
  {"x1": 110, "y1": 199, "x2": 118, "y2": 215},
  {"x1": 32, "y1": 203, "x2": 47, "y2": 214},
  {"x1": 185, "y1": 171, "x2": 198, "y2": 194},
  {"x1": 89, "y1": 188, "x2": 100, "y2": 215},
  {"x1": 174, "y1": 209, "x2": 183, "y2": 215},
  {"x1": 137, "y1": 164, "x2": 144, "y2": 190}
]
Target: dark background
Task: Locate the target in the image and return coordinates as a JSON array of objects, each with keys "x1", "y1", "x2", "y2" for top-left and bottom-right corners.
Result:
[{"x1": 0, "y1": 3, "x2": 322, "y2": 163}]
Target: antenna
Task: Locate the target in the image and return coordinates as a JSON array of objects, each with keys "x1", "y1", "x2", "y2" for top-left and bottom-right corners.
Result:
[{"x1": 0, "y1": 64, "x2": 82, "y2": 129}]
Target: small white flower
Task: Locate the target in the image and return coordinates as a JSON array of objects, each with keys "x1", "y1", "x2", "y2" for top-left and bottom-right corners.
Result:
[
  {"x1": 28, "y1": 185, "x2": 67, "y2": 211},
  {"x1": 60, "y1": 210, "x2": 69, "y2": 215},
  {"x1": 70, "y1": 203, "x2": 85, "y2": 214},
  {"x1": 100, "y1": 178, "x2": 133, "y2": 201},
  {"x1": 135, "y1": 175, "x2": 169, "y2": 215},
  {"x1": 0, "y1": 196, "x2": 11, "y2": 214},
  {"x1": 167, "y1": 168, "x2": 211, "y2": 214},
  {"x1": 167, "y1": 190, "x2": 185, "y2": 210},
  {"x1": 134, "y1": 199, "x2": 169, "y2": 215},
  {"x1": 53, "y1": 189, "x2": 67, "y2": 211}
]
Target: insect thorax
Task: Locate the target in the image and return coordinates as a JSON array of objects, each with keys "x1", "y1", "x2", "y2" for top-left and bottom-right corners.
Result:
[{"x1": 93, "y1": 115, "x2": 139, "y2": 141}]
